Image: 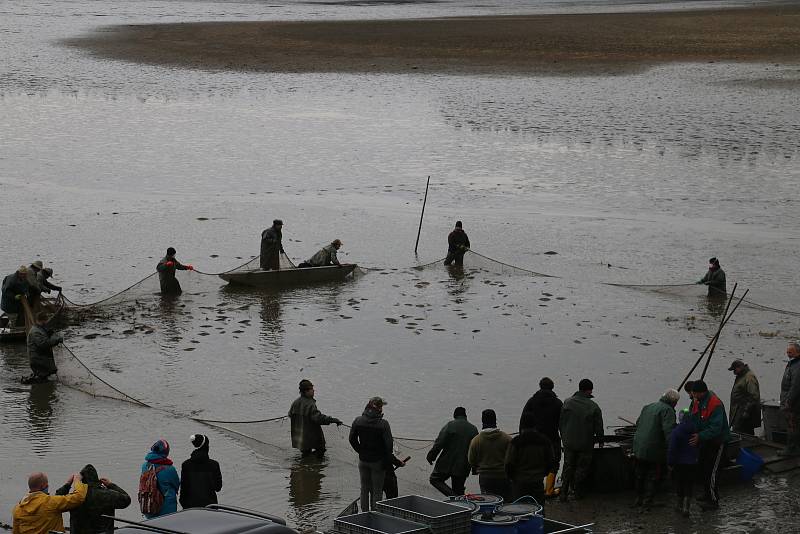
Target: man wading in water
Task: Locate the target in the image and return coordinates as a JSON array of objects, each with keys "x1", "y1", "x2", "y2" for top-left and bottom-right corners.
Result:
[
  {"x1": 696, "y1": 257, "x2": 726, "y2": 297},
  {"x1": 156, "y1": 247, "x2": 193, "y2": 295},
  {"x1": 289, "y1": 379, "x2": 342, "y2": 458},
  {"x1": 444, "y1": 221, "x2": 470, "y2": 266}
]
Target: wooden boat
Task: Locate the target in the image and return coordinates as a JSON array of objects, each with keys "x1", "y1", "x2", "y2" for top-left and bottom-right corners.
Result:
[
  {"x1": 0, "y1": 324, "x2": 26, "y2": 343},
  {"x1": 219, "y1": 265, "x2": 357, "y2": 288}
]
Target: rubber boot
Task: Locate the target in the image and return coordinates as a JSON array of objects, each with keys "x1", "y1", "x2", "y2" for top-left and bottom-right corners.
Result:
[
  {"x1": 544, "y1": 473, "x2": 556, "y2": 497},
  {"x1": 681, "y1": 497, "x2": 690, "y2": 517},
  {"x1": 558, "y1": 480, "x2": 569, "y2": 502}
]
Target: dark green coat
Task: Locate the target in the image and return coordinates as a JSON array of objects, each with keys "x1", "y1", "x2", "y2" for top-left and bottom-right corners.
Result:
[
  {"x1": 56, "y1": 464, "x2": 131, "y2": 534},
  {"x1": 289, "y1": 395, "x2": 338, "y2": 451},
  {"x1": 632, "y1": 397, "x2": 676, "y2": 463},
  {"x1": 559, "y1": 391, "x2": 603, "y2": 452},
  {"x1": 27, "y1": 324, "x2": 62, "y2": 377},
  {"x1": 426, "y1": 416, "x2": 479, "y2": 477},
  {"x1": 730, "y1": 367, "x2": 761, "y2": 428},
  {"x1": 699, "y1": 268, "x2": 726, "y2": 295}
]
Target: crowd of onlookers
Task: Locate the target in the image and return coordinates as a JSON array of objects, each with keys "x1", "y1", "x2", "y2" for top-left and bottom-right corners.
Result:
[{"x1": 11, "y1": 435, "x2": 222, "y2": 534}]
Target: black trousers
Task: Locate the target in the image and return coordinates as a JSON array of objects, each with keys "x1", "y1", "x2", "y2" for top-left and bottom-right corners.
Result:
[
  {"x1": 511, "y1": 479, "x2": 545, "y2": 511},
  {"x1": 444, "y1": 252, "x2": 465, "y2": 266},
  {"x1": 430, "y1": 472, "x2": 467, "y2": 497},
  {"x1": 478, "y1": 475, "x2": 511, "y2": 502},
  {"x1": 672, "y1": 464, "x2": 695, "y2": 499},
  {"x1": 697, "y1": 441, "x2": 725, "y2": 504}
]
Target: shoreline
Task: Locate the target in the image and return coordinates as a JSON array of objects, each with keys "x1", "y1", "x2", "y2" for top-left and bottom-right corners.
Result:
[{"x1": 64, "y1": 5, "x2": 800, "y2": 75}]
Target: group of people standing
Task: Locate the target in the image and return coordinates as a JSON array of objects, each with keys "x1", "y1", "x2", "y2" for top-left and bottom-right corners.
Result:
[{"x1": 12, "y1": 435, "x2": 223, "y2": 534}]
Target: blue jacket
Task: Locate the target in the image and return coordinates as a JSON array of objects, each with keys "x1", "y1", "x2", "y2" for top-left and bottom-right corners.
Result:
[
  {"x1": 667, "y1": 418, "x2": 699, "y2": 466},
  {"x1": 141, "y1": 456, "x2": 180, "y2": 518}
]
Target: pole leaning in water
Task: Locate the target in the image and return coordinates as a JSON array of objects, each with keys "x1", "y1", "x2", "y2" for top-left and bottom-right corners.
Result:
[{"x1": 414, "y1": 175, "x2": 431, "y2": 255}]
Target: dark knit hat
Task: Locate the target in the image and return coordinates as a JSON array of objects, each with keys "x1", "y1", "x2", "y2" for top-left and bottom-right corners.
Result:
[
  {"x1": 167, "y1": 247, "x2": 176, "y2": 256},
  {"x1": 299, "y1": 379, "x2": 313, "y2": 391},
  {"x1": 579, "y1": 378, "x2": 594, "y2": 392},
  {"x1": 273, "y1": 219, "x2": 283, "y2": 226},
  {"x1": 709, "y1": 257, "x2": 719, "y2": 265},
  {"x1": 691, "y1": 380, "x2": 709, "y2": 393},
  {"x1": 453, "y1": 406, "x2": 467, "y2": 418},
  {"x1": 190, "y1": 434, "x2": 208, "y2": 449},
  {"x1": 455, "y1": 221, "x2": 463, "y2": 228}
]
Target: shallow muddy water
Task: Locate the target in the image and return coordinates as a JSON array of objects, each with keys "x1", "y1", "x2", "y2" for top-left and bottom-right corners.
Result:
[{"x1": 1, "y1": 0, "x2": 800, "y2": 531}]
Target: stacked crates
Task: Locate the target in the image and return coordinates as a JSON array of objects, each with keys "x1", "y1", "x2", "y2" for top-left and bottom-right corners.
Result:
[
  {"x1": 333, "y1": 512, "x2": 429, "y2": 534},
  {"x1": 376, "y1": 496, "x2": 471, "y2": 534}
]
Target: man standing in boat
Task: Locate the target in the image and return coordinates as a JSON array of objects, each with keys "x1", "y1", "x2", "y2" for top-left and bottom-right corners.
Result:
[
  {"x1": 444, "y1": 221, "x2": 470, "y2": 267},
  {"x1": 301, "y1": 239, "x2": 343, "y2": 268},
  {"x1": 260, "y1": 219, "x2": 284, "y2": 271},
  {"x1": 156, "y1": 247, "x2": 193, "y2": 295},
  {"x1": 289, "y1": 379, "x2": 342, "y2": 458}
]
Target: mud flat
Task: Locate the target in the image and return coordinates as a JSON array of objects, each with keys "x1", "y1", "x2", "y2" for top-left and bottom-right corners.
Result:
[{"x1": 66, "y1": 6, "x2": 800, "y2": 75}]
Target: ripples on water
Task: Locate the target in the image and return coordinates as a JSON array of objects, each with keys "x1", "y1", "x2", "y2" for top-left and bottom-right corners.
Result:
[{"x1": 1, "y1": 0, "x2": 799, "y2": 531}]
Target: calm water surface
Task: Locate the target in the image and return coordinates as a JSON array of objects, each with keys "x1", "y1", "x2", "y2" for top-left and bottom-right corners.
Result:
[{"x1": 1, "y1": 0, "x2": 799, "y2": 531}]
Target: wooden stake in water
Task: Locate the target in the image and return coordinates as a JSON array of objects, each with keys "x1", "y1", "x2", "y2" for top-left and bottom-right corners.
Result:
[{"x1": 414, "y1": 176, "x2": 431, "y2": 255}]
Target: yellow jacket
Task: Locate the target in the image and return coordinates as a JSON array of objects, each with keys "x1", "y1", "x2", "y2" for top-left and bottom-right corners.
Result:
[{"x1": 12, "y1": 481, "x2": 87, "y2": 534}]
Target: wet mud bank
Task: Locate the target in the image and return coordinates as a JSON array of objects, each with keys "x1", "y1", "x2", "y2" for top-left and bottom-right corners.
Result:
[{"x1": 65, "y1": 6, "x2": 800, "y2": 75}]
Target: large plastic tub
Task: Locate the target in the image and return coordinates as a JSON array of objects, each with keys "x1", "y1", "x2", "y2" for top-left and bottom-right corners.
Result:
[
  {"x1": 377, "y1": 496, "x2": 471, "y2": 534},
  {"x1": 334, "y1": 512, "x2": 429, "y2": 534}
]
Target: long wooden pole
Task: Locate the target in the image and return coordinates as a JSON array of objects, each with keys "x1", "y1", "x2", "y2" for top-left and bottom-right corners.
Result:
[
  {"x1": 414, "y1": 176, "x2": 431, "y2": 255},
  {"x1": 700, "y1": 288, "x2": 749, "y2": 380},
  {"x1": 677, "y1": 283, "x2": 737, "y2": 391}
]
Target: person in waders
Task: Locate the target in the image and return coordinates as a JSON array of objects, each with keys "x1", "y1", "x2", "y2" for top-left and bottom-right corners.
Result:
[
  {"x1": 156, "y1": 247, "x2": 193, "y2": 295},
  {"x1": 444, "y1": 221, "x2": 470, "y2": 266},
  {"x1": 696, "y1": 257, "x2": 726, "y2": 297},
  {"x1": 260, "y1": 219, "x2": 284, "y2": 270},
  {"x1": 779, "y1": 342, "x2": 800, "y2": 456},
  {"x1": 289, "y1": 379, "x2": 342, "y2": 458},
  {"x1": 25, "y1": 311, "x2": 63, "y2": 383},
  {"x1": 728, "y1": 359, "x2": 761, "y2": 436}
]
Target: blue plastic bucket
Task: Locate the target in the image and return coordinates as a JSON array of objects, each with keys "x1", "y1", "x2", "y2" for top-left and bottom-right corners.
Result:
[
  {"x1": 463, "y1": 494, "x2": 503, "y2": 514},
  {"x1": 496, "y1": 502, "x2": 543, "y2": 534},
  {"x1": 470, "y1": 513, "x2": 518, "y2": 534},
  {"x1": 737, "y1": 447, "x2": 764, "y2": 481}
]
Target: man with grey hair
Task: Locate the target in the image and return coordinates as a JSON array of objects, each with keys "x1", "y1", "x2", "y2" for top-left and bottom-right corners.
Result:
[
  {"x1": 779, "y1": 342, "x2": 800, "y2": 456},
  {"x1": 631, "y1": 389, "x2": 679, "y2": 509}
]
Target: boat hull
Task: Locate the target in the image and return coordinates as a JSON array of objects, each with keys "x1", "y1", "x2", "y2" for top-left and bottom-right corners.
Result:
[{"x1": 219, "y1": 265, "x2": 357, "y2": 287}]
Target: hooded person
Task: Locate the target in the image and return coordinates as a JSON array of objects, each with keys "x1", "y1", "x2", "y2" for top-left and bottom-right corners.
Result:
[
  {"x1": 140, "y1": 439, "x2": 180, "y2": 518},
  {"x1": 696, "y1": 257, "x2": 726, "y2": 296},
  {"x1": 37, "y1": 268, "x2": 62, "y2": 295},
  {"x1": 13, "y1": 471, "x2": 87, "y2": 534},
  {"x1": 26, "y1": 311, "x2": 63, "y2": 383},
  {"x1": 559, "y1": 378, "x2": 604, "y2": 502},
  {"x1": 55, "y1": 465, "x2": 131, "y2": 534},
  {"x1": 2, "y1": 266, "x2": 30, "y2": 326},
  {"x1": 349, "y1": 397, "x2": 393, "y2": 512},
  {"x1": 260, "y1": 220, "x2": 284, "y2": 271},
  {"x1": 520, "y1": 377, "x2": 563, "y2": 496},
  {"x1": 467, "y1": 409, "x2": 512, "y2": 501},
  {"x1": 179, "y1": 434, "x2": 222, "y2": 509},
  {"x1": 426, "y1": 406, "x2": 479, "y2": 497},
  {"x1": 289, "y1": 379, "x2": 342, "y2": 458},
  {"x1": 505, "y1": 411, "x2": 555, "y2": 506},
  {"x1": 156, "y1": 248, "x2": 193, "y2": 295},
  {"x1": 444, "y1": 221, "x2": 471, "y2": 267},
  {"x1": 668, "y1": 411, "x2": 700, "y2": 517}
]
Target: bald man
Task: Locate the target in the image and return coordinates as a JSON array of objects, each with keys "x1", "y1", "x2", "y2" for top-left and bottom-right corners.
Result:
[{"x1": 13, "y1": 472, "x2": 87, "y2": 534}]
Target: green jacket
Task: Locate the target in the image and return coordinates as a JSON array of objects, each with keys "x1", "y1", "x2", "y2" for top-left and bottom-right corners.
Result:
[
  {"x1": 690, "y1": 391, "x2": 730, "y2": 443},
  {"x1": 55, "y1": 465, "x2": 130, "y2": 534},
  {"x1": 289, "y1": 395, "x2": 339, "y2": 451},
  {"x1": 559, "y1": 391, "x2": 604, "y2": 452},
  {"x1": 468, "y1": 429, "x2": 512, "y2": 478},
  {"x1": 730, "y1": 367, "x2": 761, "y2": 428},
  {"x1": 632, "y1": 397, "x2": 676, "y2": 463},
  {"x1": 699, "y1": 268, "x2": 726, "y2": 294},
  {"x1": 426, "y1": 416, "x2": 479, "y2": 478}
]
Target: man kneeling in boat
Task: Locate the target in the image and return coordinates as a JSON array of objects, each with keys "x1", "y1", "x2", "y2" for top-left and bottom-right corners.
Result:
[{"x1": 300, "y1": 239, "x2": 343, "y2": 268}]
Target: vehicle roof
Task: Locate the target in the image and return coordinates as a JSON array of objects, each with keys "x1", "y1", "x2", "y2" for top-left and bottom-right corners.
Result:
[{"x1": 117, "y1": 508, "x2": 297, "y2": 534}]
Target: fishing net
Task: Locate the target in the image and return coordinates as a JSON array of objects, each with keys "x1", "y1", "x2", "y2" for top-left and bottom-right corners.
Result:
[
  {"x1": 53, "y1": 344, "x2": 149, "y2": 407},
  {"x1": 412, "y1": 250, "x2": 557, "y2": 278}
]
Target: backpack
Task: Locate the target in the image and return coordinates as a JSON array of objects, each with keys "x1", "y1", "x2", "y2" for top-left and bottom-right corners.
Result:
[{"x1": 138, "y1": 464, "x2": 166, "y2": 515}]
